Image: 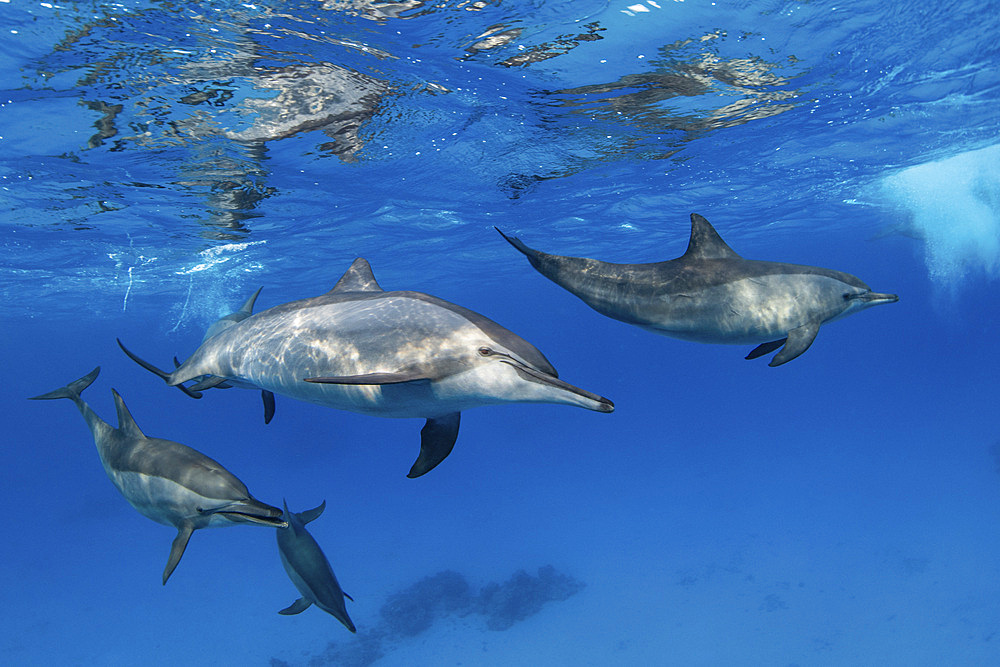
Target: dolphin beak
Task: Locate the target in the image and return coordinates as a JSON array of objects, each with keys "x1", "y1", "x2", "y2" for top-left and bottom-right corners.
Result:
[
  {"x1": 503, "y1": 359, "x2": 615, "y2": 413},
  {"x1": 861, "y1": 292, "x2": 899, "y2": 304}
]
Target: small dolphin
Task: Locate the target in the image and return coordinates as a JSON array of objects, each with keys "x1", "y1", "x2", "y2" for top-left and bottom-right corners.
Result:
[
  {"x1": 29, "y1": 367, "x2": 286, "y2": 584},
  {"x1": 175, "y1": 286, "x2": 277, "y2": 424},
  {"x1": 276, "y1": 500, "x2": 356, "y2": 633},
  {"x1": 497, "y1": 214, "x2": 898, "y2": 366},
  {"x1": 118, "y1": 258, "x2": 614, "y2": 477}
]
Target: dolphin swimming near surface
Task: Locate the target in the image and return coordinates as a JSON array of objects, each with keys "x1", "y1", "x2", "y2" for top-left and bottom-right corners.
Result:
[
  {"x1": 29, "y1": 367, "x2": 286, "y2": 584},
  {"x1": 118, "y1": 258, "x2": 614, "y2": 477},
  {"x1": 497, "y1": 213, "x2": 898, "y2": 366},
  {"x1": 275, "y1": 500, "x2": 356, "y2": 633},
  {"x1": 175, "y1": 286, "x2": 277, "y2": 424}
]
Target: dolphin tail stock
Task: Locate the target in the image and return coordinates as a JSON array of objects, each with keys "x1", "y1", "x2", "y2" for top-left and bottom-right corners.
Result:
[
  {"x1": 116, "y1": 338, "x2": 202, "y2": 399},
  {"x1": 494, "y1": 227, "x2": 543, "y2": 265},
  {"x1": 28, "y1": 366, "x2": 100, "y2": 402}
]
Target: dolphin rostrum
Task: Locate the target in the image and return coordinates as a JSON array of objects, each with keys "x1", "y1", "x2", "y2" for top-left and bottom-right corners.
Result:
[
  {"x1": 276, "y1": 500, "x2": 356, "y2": 633},
  {"x1": 118, "y1": 258, "x2": 614, "y2": 477},
  {"x1": 29, "y1": 367, "x2": 286, "y2": 584},
  {"x1": 174, "y1": 286, "x2": 277, "y2": 424},
  {"x1": 497, "y1": 213, "x2": 898, "y2": 366}
]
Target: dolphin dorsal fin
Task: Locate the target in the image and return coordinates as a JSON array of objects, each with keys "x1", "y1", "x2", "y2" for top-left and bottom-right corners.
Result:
[
  {"x1": 111, "y1": 389, "x2": 145, "y2": 438},
  {"x1": 237, "y1": 286, "x2": 263, "y2": 316},
  {"x1": 681, "y1": 213, "x2": 741, "y2": 260},
  {"x1": 329, "y1": 258, "x2": 383, "y2": 293}
]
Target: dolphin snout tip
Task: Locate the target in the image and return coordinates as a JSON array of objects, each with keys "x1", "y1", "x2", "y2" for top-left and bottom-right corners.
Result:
[
  {"x1": 597, "y1": 398, "x2": 615, "y2": 413},
  {"x1": 874, "y1": 292, "x2": 899, "y2": 304}
]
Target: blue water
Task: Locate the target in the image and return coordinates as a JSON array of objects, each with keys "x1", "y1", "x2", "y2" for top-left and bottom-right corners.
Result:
[{"x1": 2, "y1": 0, "x2": 1000, "y2": 664}]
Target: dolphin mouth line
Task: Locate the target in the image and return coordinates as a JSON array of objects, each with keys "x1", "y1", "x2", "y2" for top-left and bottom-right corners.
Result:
[
  {"x1": 855, "y1": 292, "x2": 899, "y2": 303},
  {"x1": 198, "y1": 506, "x2": 287, "y2": 527},
  {"x1": 498, "y1": 357, "x2": 615, "y2": 413}
]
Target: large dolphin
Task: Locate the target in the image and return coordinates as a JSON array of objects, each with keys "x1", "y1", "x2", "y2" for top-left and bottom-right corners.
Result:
[
  {"x1": 118, "y1": 258, "x2": 614, "y2": 477},
  {"x1": 497, "y1": 213, "x2": 898, "y2": 366},
  {"x1": 175, "y1": 286, "x2": 277, "y2": 424},
  {"x1": 276, "y1": 500, "x2": 356, "y2": 633},
  {"x1": 29, "y1": 367, "x2": 286, "y2": 584}
]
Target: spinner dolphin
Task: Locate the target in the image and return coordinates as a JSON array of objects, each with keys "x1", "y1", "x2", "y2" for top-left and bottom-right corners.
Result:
[
  {"x1": 276, "y1": 500, "x2": 356, "y2": 633},
  {"x1": 118, "y1": 258, "x2": 614, "y2": 477},
  {"x1": 29, "y1": 367, "x2": 285, "y2": 584},
  {"x1": 497, "y1": 213, "x2": 898, "y2": 366}
]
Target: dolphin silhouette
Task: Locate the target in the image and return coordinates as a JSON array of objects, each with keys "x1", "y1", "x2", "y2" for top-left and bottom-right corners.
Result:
[
  {"x1": 118, "y1": 258, "x2": 614, "y2": 477},
  {"x1": 275, "y1": 500, "x2": 356, "y2": 633},
  {"x1": 497, "y1": 213, "x2": 898, "y2": 366},
  {"x1": 29, "y1": 367, "x2": 286, "y2": 584}
]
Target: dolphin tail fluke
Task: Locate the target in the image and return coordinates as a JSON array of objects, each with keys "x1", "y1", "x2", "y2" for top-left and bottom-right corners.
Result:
[
  {"x1": 117, "y1": 338, "x2": 202, "y2": 399},
  {"x1": 163, "y1": 525, "x2": 194, "y2": 585},
  {"x1": 769, "y1": 321, "x2": 821, "y2": 367},
  {"x1": 408, "y1": 412, "x2": 461, "y2": 478},
  {"x1": 295, "y1": 500, "x2": 326, "y2": 525},
  {"x1": 278, "y1": 598, "x2": 312, "y2": 615},
  {"x1": 28, "y1": 366, "x2": 100, "y2": 401},
  {"x1": 262, "y1": 390, "x2": 276, "y2": 424}
]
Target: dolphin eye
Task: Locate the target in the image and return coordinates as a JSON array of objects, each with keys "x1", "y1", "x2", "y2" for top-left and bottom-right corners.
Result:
[
  {"x1": 842, "y1": 293, "x2": 852, "y2": 301},
  {"x1": 478, "y1": 347, "x2": 492, "y2": 356}
]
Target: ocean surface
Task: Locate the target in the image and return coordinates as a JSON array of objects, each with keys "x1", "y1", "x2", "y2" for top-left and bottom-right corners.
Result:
[{"x1": 2, "y1": 0, "x2": 999, "y2": 664}]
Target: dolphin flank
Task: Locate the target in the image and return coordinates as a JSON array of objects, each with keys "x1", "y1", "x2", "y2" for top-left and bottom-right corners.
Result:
[
  {"x1": 29, "y1": 367, "x2": 286, "y2": 584},
  {"x1": 497, "y1": 213, "x2": 898, "y2": 366},
  {"x1": 118, "y1": 258, "x2": 614, "y2": 478}
]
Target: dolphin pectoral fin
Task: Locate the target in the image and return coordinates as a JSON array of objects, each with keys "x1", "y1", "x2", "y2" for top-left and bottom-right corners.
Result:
[
  {"x1": 769, "y1": 322, "x2": 821, "y2": 367},
  {"x1": 278, "y1": 598, "x2": 313, "y2": 615},
  {"x1": 745, "y1": 339, "x2": 787, "y2": 360},
  {"x1": 189, "y1": 376, "x2": 229, "y2": 392},
  {"x1": 117, "y1": 338, "x2": 202, "y2": 399},
  {"x1": 408, "y1": 413, "x2": 461, "y2": 478},
  {"x1": 304, "y1": 372, "x2": 432, "y2": 385},
  {"x1": 262, "y1": 390, "x2": 276, "y2": 424},
  {"x1": 163, "y1": 525, "x2": 195, "y2": 585}
]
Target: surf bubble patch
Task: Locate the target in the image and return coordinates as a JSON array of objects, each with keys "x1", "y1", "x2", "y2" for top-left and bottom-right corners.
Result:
[{"x1": 882, "y1": 143, "x2": 1000, "y2": 287}]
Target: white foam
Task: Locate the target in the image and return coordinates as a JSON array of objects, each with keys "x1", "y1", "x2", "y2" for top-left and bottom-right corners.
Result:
[{"x1": 882, "y1": 144, "x2": 1000, "y2": 286}]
